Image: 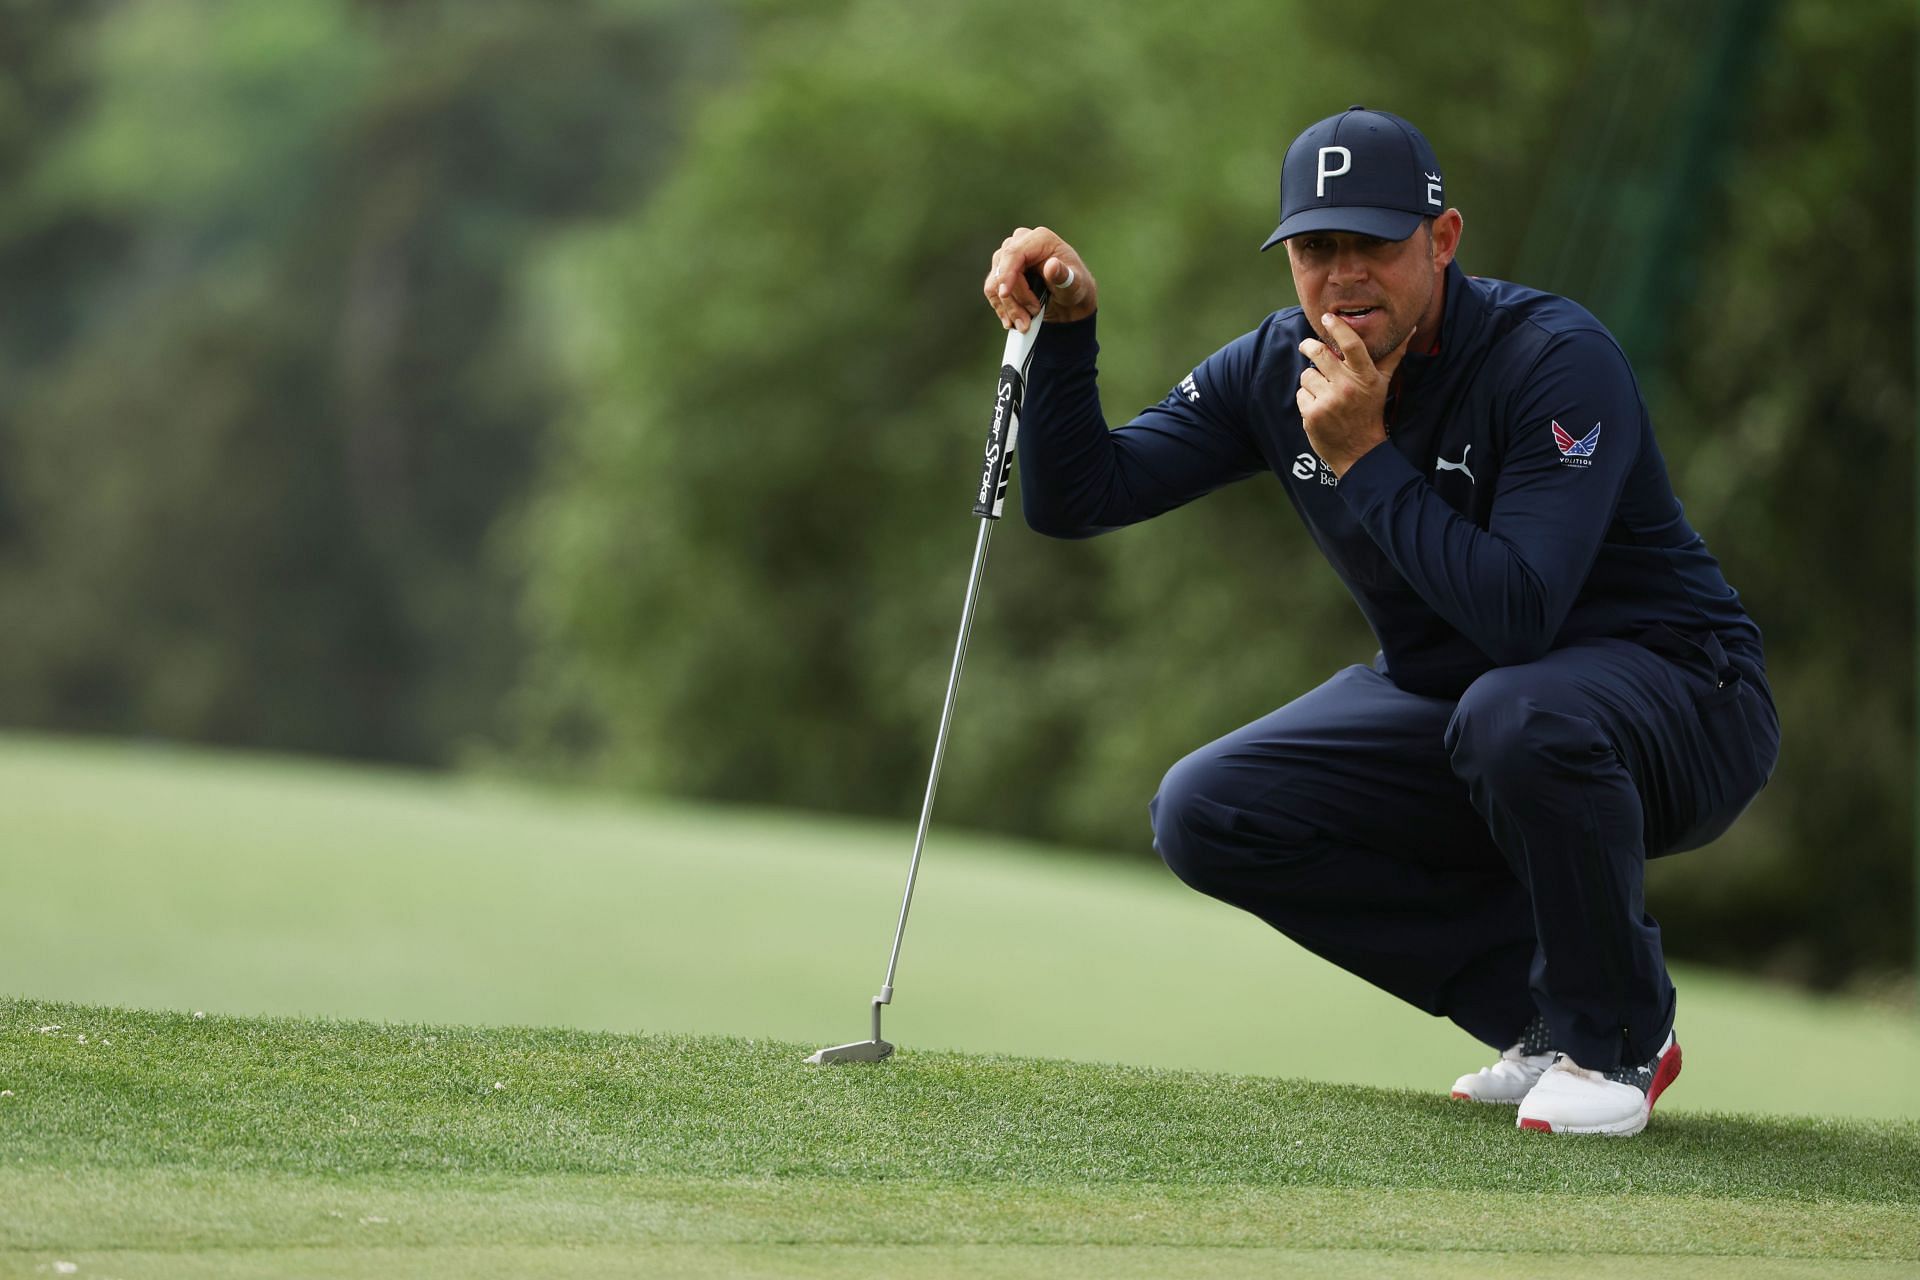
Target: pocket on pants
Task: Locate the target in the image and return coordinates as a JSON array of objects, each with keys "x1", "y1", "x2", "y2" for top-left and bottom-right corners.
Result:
[{"x1": 1666, "y1": 665, "x2": 1780, "y2": 854}]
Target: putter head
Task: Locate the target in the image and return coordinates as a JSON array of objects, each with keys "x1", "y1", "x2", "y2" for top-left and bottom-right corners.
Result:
[{"x1": 805, "y1": 1038, "x2": 895, "y2": 1065}]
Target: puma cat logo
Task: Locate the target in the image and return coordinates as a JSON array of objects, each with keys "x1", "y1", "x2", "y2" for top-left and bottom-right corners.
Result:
[{"x1": 1435, "y1": 445, "x2": 1475, "y2": 484}]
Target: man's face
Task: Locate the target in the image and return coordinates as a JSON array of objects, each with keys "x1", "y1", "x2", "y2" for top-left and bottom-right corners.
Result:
[{"x1": 1284, "y1": 212, "x2": 1461, "y2": 362}]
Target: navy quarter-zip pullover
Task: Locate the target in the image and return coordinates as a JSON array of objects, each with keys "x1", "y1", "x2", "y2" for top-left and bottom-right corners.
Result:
[{"x1": 1018, "y1": 261, "x2": 1763, "y2": 699}]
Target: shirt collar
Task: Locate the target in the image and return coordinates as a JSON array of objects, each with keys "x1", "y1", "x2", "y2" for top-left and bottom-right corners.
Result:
[{"x1": 1398, "y1": 260, "x2": 1475, "y2": 383}]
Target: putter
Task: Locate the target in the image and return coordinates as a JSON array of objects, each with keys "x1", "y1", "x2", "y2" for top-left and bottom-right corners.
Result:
[{"x1": 807, "y1": 267, "x2": 1053, "y2": 1065}]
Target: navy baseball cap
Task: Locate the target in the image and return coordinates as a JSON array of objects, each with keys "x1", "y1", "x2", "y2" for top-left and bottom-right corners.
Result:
[{"x1": 1259, "y1": 106, "x2": 1446, "y2": 250}]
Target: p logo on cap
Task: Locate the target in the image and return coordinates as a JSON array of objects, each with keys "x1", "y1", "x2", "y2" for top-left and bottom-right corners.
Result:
[
  {"x1": 1315, "y1": 146, "x2": 1352, "y2": 197},
  {"x1": 1261, "y1": 106, "x2": 1446, "y2": 250}
]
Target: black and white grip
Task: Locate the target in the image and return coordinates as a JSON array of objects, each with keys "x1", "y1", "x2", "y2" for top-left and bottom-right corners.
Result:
[{"x1": 972, "y1": 269, "x2": 1050, "y2": 520}]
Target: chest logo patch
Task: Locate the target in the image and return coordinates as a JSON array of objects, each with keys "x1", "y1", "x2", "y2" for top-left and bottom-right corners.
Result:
[
  {"x1": 1552, "y1": 420, "x2": 1601, "y2": 468},
  {"x1": 1293, "y1": 451, "x2": 1337, "y2": 487},
  {"x1": 1435, "y1": 445, "x2": 1475, "y2": 484}
]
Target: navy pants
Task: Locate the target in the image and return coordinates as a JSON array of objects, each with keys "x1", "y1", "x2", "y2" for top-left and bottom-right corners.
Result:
[{"x1": 1150, "y1": 633, "x2": 1778, "y2": 1069}]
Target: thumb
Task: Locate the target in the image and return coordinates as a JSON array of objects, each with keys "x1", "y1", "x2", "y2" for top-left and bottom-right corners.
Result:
[
  {"x1": 1045, "y1": 256, "x2": 1078, "y2": 296},
  {"x1": 1377, "y1": 325, "x2": 1418, "y2": 380}
]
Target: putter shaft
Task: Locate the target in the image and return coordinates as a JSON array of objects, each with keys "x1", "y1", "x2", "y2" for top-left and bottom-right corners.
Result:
[
  {"x1": 876, "y1": 516, "x2": 995, "y2": 1011},
  {"x1": 804, "y1": 526, "x2": 992, "y2": 1067}
]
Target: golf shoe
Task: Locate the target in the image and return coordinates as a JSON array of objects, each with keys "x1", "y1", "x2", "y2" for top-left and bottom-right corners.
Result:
[
  {"x1": 1515, "y1": 1031, "x2": 1682, "y2": 1136},
  {"x1": 1450, "y1": 1014, "x2": 1554, "y2": 1103}
]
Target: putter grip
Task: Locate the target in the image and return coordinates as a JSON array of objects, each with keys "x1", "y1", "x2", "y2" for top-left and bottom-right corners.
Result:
[{"x1": 973, "y1": 267, "x2": 1051, "y2": 519}]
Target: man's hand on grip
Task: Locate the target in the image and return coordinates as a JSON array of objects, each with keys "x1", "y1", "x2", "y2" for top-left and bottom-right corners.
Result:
[{"x1": 983, "y1": 226, "x2": 1097, "y2": 332}]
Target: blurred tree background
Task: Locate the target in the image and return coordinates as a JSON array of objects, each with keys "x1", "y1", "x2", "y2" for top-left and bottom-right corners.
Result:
[
  {"x1": 0, "y1": 0, "x2": 1911, "y2": 988},
  {"x1": 0, "y1": 0, "x2": 727, "y2": 758}
]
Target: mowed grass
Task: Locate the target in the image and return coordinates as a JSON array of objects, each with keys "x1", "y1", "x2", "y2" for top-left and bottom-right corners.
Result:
[
  {"x1": 1, "y1": 731, "x2": 1917, "y2": 1124},
  {"x1": 3, "y1": 998, "x2": 1917, "y2": 1279}
]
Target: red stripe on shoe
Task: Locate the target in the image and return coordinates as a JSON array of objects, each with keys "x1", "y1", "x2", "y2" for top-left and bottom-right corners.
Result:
[
  {"x1": 1645, "y1": 1038, "x2": 1683, "y2": 1112},
  {"x1": 1519, "y1": 1118, "x2": 1553, "y2": 1132},
  {"x1": 1451, "y1": 1091, "x2": 1471, "y2": 1100}
]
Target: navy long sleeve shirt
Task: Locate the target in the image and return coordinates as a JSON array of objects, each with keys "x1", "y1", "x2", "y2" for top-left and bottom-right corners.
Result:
[{"x1": 1018, "y1": 262, "x2": 1763, "y2": 699}]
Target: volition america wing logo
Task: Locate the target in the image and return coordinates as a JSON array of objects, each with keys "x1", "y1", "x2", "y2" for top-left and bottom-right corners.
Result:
[{"x1": 1551, "y1": 420, "x2": 1601, "y2": 468}]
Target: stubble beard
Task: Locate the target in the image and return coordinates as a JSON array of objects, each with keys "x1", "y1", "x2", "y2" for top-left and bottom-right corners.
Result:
[{"x1": 1366, "y1": 317, "x2": 1410, "y2": 365}]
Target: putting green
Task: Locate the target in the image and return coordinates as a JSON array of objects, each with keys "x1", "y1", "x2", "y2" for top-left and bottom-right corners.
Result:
[
  {"x1": 1, "y1": 732, "x2": 1914, "y2": 1119},
  {"x1": 10, "y1": 1249, "x2": 1906, "y2": 1280},
  {"x1": 5, "y1": 1004, "x2": 1916, "y2": 1276}
]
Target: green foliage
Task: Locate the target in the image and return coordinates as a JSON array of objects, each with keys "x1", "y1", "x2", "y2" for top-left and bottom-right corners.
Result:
[
  {"x1": 0, "y1": 0, "x2": 115, "y2": 440},
  {"x1": 0, "y1": 0, "x2": 724, "y2": 759},
  {"x1": 516, "y1": 0, "x2": 1916, "y2": 978},
  {"x1": 1639, "y1": 0, "x2": 1916, "y2": 984}
]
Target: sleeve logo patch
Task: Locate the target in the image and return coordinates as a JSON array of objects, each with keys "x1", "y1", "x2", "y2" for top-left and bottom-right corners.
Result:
[
  {"x1": 1177, "y1": 372, "x2": 1201, "y2": 403},
  {"x1": 1551, "y1": 419, "x2": 1601, "y2": 467}
]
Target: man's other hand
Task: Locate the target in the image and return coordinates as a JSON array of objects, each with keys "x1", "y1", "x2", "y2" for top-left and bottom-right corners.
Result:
[{"x1": 1296, "y1": 315, "x2": 1416, "y2": 476}]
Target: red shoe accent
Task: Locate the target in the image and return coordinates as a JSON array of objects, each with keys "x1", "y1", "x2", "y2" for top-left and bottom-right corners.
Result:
[
  {"x1": 1645, "y1": 1037, "x2": 1682, "y2": 1112},
  {"x1": 1450, "y1": 1091, "x2": 1471, "y2": 1100},
  {"x1": 1519, "y1": 1118, "x2": 1553, "y2": 1132}
]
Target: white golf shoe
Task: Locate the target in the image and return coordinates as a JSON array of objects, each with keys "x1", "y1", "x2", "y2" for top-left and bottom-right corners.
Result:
[
  {"x1": 1515, "y1": 1031, "x2": 1682, "y2": 1137},
  {"x1": 1450, "y1": 1014, "x2": 1554, "y2": 1103}
]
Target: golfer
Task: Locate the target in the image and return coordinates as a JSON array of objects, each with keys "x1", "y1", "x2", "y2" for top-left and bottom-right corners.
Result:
[{"x1": 982, "y1": 107, "x2": 1778, "y2": 1136}]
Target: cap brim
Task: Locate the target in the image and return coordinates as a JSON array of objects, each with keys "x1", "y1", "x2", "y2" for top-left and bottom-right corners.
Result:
[{"x1": 1258, "y1": 206, "x2": 1425, "y2": 252}]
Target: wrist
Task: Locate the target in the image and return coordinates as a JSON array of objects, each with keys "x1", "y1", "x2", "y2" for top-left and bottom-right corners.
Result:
[{"x1": 1328, "y1": 432, "x2": 1390, "y2": 479}]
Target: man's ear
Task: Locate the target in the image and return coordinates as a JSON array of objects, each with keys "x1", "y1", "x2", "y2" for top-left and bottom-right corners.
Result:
[{"x1": 1430, "y1": 209, "x2": 1464, "y2": 270}]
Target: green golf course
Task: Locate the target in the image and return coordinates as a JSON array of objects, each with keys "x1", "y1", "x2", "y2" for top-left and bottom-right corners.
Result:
[
  {"x1": 4, "y1": 734, "x2": 1918, "y2": 1275},
  {"x1": 5, "y1": 1000, "x2": 1917, "y2": 1278},
  {"x1": 1, "y1": 733, "x2": 1913, "y2": 1119}
]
